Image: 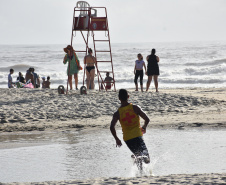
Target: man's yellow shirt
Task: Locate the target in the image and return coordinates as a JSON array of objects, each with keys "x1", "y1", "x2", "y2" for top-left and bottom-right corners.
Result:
[{"x1": 118, "y1": 103, "x2": 142, "y2": 141}]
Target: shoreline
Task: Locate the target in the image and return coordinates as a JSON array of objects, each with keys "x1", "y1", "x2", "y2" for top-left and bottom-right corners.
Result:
[{"x1": 2, "y1": 173, "x2": 226, "y2": 184}]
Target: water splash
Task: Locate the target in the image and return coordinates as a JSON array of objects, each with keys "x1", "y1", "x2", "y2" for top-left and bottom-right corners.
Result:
[{"x1": 129, "y1": 156, "x2": 153, "y2": 177}]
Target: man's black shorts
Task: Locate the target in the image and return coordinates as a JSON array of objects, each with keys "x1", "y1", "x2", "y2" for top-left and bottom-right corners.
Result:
[{"x1": 125, "y1": 136, "x2": 149, "y2": 157}]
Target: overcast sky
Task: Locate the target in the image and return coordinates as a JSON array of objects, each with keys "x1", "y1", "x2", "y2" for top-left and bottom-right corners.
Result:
[{"x1": 0, "y1": 0, "x2": 226, "y2": 44}]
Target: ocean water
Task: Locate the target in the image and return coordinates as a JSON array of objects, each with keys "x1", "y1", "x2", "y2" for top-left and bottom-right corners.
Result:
[
  {"x1": 0, "y1": 41, "x2": 226, "y2": 89},
  {"x1": 0, "y1": 129, "x2": 226, "y2": 183}
]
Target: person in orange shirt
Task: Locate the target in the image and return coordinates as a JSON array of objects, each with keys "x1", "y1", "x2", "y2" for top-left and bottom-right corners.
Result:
[{"x1": 110, "y1": 89, "x2": 150, "y2": 163}]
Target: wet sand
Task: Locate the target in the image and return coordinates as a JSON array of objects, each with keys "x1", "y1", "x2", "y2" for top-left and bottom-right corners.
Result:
[
  {"x1": 0, "y1": 87, "x2": 226, "y2": 184},
  {"x1": 1, "y1": 173, "x2": 226, "y2": 184}
]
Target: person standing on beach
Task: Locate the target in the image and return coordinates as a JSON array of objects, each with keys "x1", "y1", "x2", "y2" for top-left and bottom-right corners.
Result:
[
  {"x1": 146, "y1": 49, "x2": 160, "y2": 92},
  {"x1": 8, "y1": 69, "x2": 14, "y2": 88},
  {"x1": 63, "y1": 45, "x2": 81, "y2": 90},
  {"x1": 110, "y1": 89, "x2": 150, "y2": 163},
  {"x1": 84, "y1": 48, "x2": 96, "y2": 90},
  {"x1": 31, "y1": 68, "x2": 40, "y2": 88},
  {"x1": 134, "y1": 53, "x2": 146, "y2": 92}
]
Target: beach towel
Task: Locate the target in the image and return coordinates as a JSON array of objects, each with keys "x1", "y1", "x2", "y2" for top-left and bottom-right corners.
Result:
[{"x1": 23, "y1": 83, "x2": 34, "y2": 88}]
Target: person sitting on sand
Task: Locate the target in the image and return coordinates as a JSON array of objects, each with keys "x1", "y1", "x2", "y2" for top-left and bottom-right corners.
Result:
[
  {"x1": 110, "y1": 89, "x2": 150, "y2": 163},
  {"x1": 8, "y1": 68, "x2": 14, "y2": 88},
  {"x1": 42, "y1": 76, "x2": 51, "y2": 88},
  {"x1": 17, "y1": 72, "x2": 26, "y2": 83},
  {"x1": 104, "y1": 72, "x2": 113, "y2": 90},
  {"x1": 45, "y1": 76, "x2": 51, "y2": 88},
  {"x1": 25, "y1": 68, "x2": 34, "y2": 85}
]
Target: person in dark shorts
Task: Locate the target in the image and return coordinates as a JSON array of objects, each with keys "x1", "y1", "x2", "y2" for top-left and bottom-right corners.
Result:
[
  {"x1": 110, "y1": 89, "x2": 150, "y2": 163},
  {"x1": 134, "y1": 53, "x2": 147, "y2": 92},
  {"x1": 84, "y1": 48, "x2": 96, "y2": 90},
  {"x1": 146, "y1": 48, "x2": 160, "y2": 92}
]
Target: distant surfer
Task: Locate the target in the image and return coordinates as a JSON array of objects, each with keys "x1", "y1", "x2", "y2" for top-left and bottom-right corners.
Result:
[
  {"x1": 146, "y1": 48, "x2": 160, "y2": 92},
  {"x1": 110, "y1": 89, "x2": 150, "y2": 163}
]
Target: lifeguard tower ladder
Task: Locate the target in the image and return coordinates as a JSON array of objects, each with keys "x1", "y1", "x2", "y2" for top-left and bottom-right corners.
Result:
[{"x1": 70, "y1": 1, "x2": 116, "y2": 91}]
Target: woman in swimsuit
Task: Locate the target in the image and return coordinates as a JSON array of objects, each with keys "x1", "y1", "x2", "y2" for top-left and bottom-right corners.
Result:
[
  {"x1": 146, "y1": 48, "x2": 160, "y2": 92},
  {"x1": 63, "y1": 45, "x2": 81, "y2": 90},
  {"x1": 84, "y1": 48, "x2": 96, "y2": 89}
]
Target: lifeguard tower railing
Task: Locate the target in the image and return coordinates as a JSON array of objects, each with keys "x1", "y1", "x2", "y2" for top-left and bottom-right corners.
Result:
[{"x1": 70, "y1": 2, "x2": 116, "y2": 92}]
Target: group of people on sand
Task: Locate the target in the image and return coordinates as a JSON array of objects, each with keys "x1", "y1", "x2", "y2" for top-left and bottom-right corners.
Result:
[
  {"x1": 63, "y1": 45, "x2": 113, "y2": 90},
  {"x1": 134, "y1": 48, "x2": 160, "y2": 92},
  {"x1": 63, "y1": 45, "x2": 159, "y2": 92},
  {"x1": 8, "y1": 67, "x2": 50, "y2": 89}
]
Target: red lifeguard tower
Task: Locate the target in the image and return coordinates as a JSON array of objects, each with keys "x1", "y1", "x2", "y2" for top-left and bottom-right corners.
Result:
[{"x1": 68, "y1": 1, "x2": 116, "y2": 92}]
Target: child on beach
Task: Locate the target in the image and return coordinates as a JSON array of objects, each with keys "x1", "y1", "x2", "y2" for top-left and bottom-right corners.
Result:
[
  {"x1": 42, "y1": 76, "x2": 51, "y2": 88},
  {"x1": 110, "y1": 89, "x2": 150, "y2": 163},
  {"x1": 104, "y1": 72, "x2": 113, "y2": 90},
  {"x1": 8, "y1": 69, "x2": 14, "y2": 88}
]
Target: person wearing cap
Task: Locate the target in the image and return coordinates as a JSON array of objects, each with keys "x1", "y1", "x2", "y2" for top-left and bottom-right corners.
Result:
[{"x1": 63, "y1": 45, "x2": 82, "y2": 90}]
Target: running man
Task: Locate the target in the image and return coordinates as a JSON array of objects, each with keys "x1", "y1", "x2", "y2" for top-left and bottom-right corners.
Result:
[{"x1": 110, "y1": 89, "x2": 150, "y2": 163}]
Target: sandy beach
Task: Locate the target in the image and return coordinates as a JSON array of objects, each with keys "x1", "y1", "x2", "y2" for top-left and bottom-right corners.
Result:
[
  {"x1": 0, "y1": 87, "x2": 225, "y2": 132},
  {"x1": 0, "y1": 87, "x2": 226, "y2": 184}
]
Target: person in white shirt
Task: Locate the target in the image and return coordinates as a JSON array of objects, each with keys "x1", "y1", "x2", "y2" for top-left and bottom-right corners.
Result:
[{"x1": 134, "y1": 54, "x2": 146, "y2": 92}]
